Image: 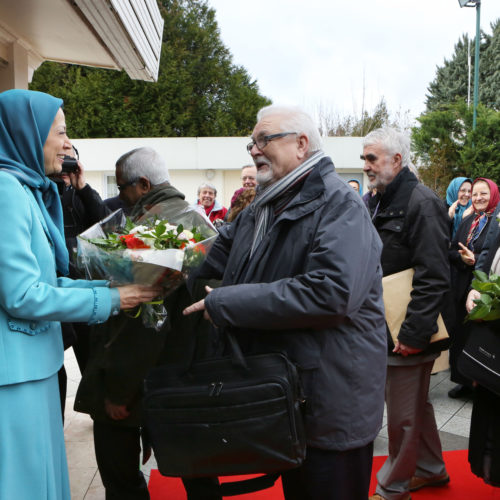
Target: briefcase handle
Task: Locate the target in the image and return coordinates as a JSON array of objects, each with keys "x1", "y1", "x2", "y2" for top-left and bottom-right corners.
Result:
[{"x1": 225, "y1": 330, "x2": 249, "y2": 370}]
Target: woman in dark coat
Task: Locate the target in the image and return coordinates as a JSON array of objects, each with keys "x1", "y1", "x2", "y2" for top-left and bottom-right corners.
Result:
[
  {"x1": 448, "y1": 177, "x2": 500, "y2": 398},
  {"x1": 464, "y1": 204, "x2": 500, "y2": 485}
]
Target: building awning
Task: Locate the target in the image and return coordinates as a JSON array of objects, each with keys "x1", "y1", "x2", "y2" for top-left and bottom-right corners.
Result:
[{"x1": 0, "y1": 0, "x2": 163, "y2": 89}]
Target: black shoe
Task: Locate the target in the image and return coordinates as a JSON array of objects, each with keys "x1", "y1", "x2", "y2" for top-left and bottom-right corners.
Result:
[{"x1": 448, "y1": 384, "x2": 473, "y2": 399}]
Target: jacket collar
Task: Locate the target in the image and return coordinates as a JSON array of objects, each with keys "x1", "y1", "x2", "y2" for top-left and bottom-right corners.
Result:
[
  {"x1": 267, "y1": 156, "x2": 333, "y2": 222},
  {"x1": 376, "y1": 167, "x2": 419, "y2": 213}
]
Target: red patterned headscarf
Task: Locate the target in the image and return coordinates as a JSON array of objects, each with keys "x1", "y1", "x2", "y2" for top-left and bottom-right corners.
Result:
[{"x1": 466, "y1": 178, "x2": 500, "y2": 247}]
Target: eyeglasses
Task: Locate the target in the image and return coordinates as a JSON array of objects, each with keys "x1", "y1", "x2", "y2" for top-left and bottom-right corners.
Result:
[
  {"x1": 117, "y1": 179, "x2": 138, "y2": 191},
  {"x1": 246, "y1": 132, "x2": 297, "y2": 154}
]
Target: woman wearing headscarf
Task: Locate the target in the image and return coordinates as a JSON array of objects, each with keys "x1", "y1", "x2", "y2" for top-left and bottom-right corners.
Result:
[
  {"x1": 0, "y1": 90, "x2": 161, "y2": 500},
  {"x1": 463, "y1": 201, "x2": 500, "y2": 486},
  {"x1": 446, "y1": 177, "x2": 473, "y2": 238},
  {"x1": 447, "y1": 177, "x2": 500, "y2": 399}
]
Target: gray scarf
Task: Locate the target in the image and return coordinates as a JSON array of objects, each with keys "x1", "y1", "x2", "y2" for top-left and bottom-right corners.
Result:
[{"x1": 250, "y1": 150, "x2": 326, "y2": 257}]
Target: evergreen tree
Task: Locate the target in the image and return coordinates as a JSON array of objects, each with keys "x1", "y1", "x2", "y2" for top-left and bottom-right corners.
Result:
[
  {"x1": 412, "y1": 101, "x2": 500, "y2": 197},
  {"x1": 425, "y1": 20, "x2": 500, "y2": 112},
  {"x1": 29, "y1": 0, "x2": 270, "y2": 138}
]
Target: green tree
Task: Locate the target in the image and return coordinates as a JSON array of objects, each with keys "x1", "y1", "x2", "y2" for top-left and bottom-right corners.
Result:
[
  {"x1": 425, "y1": 20, "x2": 500, "y2": 112},
  {"x1": 29, "y1": 0, "x2": 270, "y2": 138},
  {"x1": 412, "y1": 101, "x2": 500, "y2": 197}
]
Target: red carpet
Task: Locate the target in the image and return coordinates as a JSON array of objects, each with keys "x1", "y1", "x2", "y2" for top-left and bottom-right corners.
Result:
[{"x1": 148, "y1": 450, "x2": 500, "y2": 499}]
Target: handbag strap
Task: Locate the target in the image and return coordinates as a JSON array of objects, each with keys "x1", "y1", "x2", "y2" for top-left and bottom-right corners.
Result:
[{"x1": 219, "y1": 473, "x2": 281, "y2": 496}]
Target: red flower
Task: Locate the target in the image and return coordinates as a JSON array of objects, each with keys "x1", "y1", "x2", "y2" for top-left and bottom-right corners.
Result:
[{"x1": 119, "y1": 234, "x2": 150, "y2": 249}]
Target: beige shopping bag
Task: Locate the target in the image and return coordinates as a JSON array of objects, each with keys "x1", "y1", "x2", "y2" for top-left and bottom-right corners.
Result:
[{"x1": 382, "y1": 268, "x2": 449, "y2": 345}]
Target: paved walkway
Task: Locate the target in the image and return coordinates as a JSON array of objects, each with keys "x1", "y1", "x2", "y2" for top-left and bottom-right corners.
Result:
[{"x1": 63, "y1": 349, "x2": 472, "y2": 499}]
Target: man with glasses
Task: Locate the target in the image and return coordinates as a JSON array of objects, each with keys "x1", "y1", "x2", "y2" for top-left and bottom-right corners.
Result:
[
  {"x1": 227, "y1": 164, "x2": 258, "y2": 219},
  {"x1": 184, "y1": 105, "x2": 388, "y2": 500}
]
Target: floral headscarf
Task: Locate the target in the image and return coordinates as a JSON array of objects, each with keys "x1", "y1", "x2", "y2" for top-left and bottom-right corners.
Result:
[{"x1": 466, "y1": 178, "x2": 500, "y2": 248}]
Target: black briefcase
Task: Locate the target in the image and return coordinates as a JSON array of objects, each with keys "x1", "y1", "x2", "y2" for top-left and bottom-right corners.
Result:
[
  {"x1": 458, "y1": 320, "x2": 500, "y2": 395},
  {"x1": 143, "y1": 334, "x2": 306, "y2": 482}
]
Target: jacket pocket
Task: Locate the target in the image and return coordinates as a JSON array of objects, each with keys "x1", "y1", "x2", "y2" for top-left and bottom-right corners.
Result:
[
  {"x1": 8, "y1": 317, "x2": 51, "y2": 336},
  {"x1": 378, "y1": 217, "x2": 404, "y2": 233}
]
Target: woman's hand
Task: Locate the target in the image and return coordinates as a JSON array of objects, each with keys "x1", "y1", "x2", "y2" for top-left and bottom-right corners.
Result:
[
  {"x1": 466, "y1": 289, "x2": 481, "y2": 313},
  {"x1": 448, "y1": 200, "x2": 458, "y2": 219},
  {"x1": 462, "y1": 205, "x2": 474, "y2": 219},
  {"x1": 458, "y1": 242, "x2": 475, "y2": 266},
  {"x1": 116, "y1": 284, "x2": 163, "y2": 310}
]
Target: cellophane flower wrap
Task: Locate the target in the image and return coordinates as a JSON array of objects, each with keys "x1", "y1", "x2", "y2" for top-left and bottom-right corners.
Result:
[{"x1": 76, "y1": 205, "x2": 218, "y2": 330}]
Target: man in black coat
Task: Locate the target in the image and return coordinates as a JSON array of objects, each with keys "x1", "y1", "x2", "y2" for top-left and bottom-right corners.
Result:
[
  {"x1": 362, "y1": 128, "x2": 451, "y2": 500},
  {"x1": 51, "y1": 154, "x2": 110, "y2": 415},
  {"x1": 184, "y1": 105, "x2": 387, "y2": 500},
  {"x1": 75, "y1": 147, "x2": 220, "y2": 500}
]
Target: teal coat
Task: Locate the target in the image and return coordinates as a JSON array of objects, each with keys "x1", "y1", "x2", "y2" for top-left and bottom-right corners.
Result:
[{"x1": 0, "y1": 171, "x2": 116, "y2": 386}]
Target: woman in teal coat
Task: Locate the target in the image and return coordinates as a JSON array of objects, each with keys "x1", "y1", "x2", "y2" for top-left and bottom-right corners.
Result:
[{"x1": 0, "y1": 89, "x2": 160, "y2": 500}]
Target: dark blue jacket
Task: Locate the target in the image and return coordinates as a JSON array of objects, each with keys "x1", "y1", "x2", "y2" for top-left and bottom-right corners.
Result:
[{"x1": 197, "y1": 156, "x2": 387, "y2": 451}]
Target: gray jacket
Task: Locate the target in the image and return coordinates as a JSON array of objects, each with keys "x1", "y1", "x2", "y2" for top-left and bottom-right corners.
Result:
[{"x1": 197, "y1": 156, "x2": 387, "y2": 451}]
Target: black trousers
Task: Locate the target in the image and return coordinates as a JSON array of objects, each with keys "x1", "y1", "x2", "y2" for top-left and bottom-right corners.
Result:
[
  {"x1": 93, "y1": 421, "x2": 150, "y2": 500},
  {"x1": 93, "y1": 420, "x2": 221, "y2": 500},
  {"x1": 281, "y1": 442, "x2": 374, "y2": 500}
]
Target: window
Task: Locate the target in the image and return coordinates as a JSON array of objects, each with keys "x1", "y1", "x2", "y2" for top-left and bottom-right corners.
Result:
[{"x1": 105, "y1": 174, "x2": 118, "y2": 199}]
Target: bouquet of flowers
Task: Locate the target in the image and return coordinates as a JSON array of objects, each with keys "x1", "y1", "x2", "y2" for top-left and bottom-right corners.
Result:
[
  {"x1": 466, "y1": 215, "x2": 500, "y2": 322},
  {"x1": 77, "y1": 206, "x2": 218, "y2": 330}
]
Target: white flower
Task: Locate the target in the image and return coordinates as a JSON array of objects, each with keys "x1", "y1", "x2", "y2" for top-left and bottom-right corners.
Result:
[
  {"x1": 178, "y1": 230, "x2": 194, "y2": 241},
  {"x1": 165, "y1": 223, "x2": 178, "y2": 233},
  {"x1": 129, "y1": 225, "x2": 149, "y2": 235}
]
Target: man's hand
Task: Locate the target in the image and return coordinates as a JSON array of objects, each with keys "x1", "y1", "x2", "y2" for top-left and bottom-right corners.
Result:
[
  {"x1": 466, "y1": 289, "x2": 481, "y2": 313},
  {"x1": 458, "y1": 242, "x2": 475, "y2": 266},
  {"x1": 68, "y1": 160, "x2": 87, "y2": 191},
  {"x1": 393, "y1": 341, "x2": 423, "y2": 357},
  {"x1": 104, "y1": 399, "x2": 130, "y2": 420},
  {"x1": 183, "y1": 286, "x2": 213, "y2": 322}
]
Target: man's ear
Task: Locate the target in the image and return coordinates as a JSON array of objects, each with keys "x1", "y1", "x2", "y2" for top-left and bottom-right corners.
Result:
[
  {"x1": 138, "y1": 176, "x2": 151, "y2": 194},
  {"x1": 296, "y1": 133, "x2": 310, "y2": 160},
  {"x1": 393, "y1": 153, "x2": 402, "y2": 169}
]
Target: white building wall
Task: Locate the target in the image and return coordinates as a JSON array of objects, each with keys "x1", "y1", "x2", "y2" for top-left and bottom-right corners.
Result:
[{"x1": 72, "y1": 137, "x2": 367, "y2": 207}]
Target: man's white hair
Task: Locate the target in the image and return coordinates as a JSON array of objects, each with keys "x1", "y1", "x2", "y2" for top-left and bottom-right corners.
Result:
[
  {"x1": 256, "y1": 105, "x2": 322, "y2": 152},
  {"x1": 197, "y1": 182, "x2": 217, "y2": 197},
  {"x1": 362, "y1": 128, "x2": 412, "y2": 169},
  {"x1": 116, "y1": 147, "x2": 170, "y2": 185}
]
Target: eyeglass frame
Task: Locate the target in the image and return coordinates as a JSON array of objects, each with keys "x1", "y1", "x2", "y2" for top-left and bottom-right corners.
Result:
[
  {"x1": 117, "y1": 178, "x2": 139, "y2": 192},
  {"x1": 246, "y1": 132, "x2": 297, "y2": 154}
]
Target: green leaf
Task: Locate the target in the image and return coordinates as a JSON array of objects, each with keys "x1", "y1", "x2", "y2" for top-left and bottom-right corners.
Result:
[
  {"x1": 482, "y1": 309, "x2": 500, "y2": 321},
  {"x1": 481, "y1": 293, "x2": 493, "y2": 305},
  {"x1": 467, "y1": 303, "x2": 492, "y2": 321},
  {"x1": 473, "y1": 270, "x2": 490, "y2": 283}
]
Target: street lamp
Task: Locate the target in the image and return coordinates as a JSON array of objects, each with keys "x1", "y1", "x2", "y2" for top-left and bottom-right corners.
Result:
[{"x1": 458, "y1": 0, "x2": 481, "y2": 131}]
